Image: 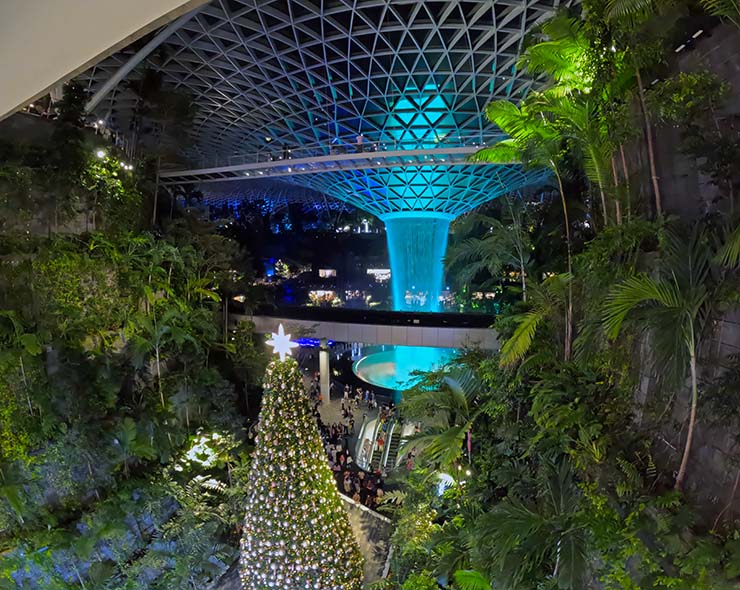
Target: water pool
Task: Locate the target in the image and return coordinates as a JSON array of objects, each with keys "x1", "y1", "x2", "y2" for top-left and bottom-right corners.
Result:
[{"x1": 352, "y1": 345, "x2": 457, "y2": 391}]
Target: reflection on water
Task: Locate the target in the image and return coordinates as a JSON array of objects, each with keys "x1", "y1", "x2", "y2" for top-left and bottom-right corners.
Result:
[{"x1": 352, "y1": 345, "x2": 456, "y2": 391}]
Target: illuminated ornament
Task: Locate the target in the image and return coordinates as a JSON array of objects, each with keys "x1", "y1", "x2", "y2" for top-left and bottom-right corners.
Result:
[{"x1": 266, "y1": 323, "x2": 299, "y2": 362}]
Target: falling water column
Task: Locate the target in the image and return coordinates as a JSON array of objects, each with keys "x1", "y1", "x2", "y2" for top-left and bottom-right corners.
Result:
[{"x1": 381, "y1": 212, "x2": 454, "y2": 312}]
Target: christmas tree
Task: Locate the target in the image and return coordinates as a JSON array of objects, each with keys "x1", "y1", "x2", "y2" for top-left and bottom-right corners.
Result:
[{"x1": 240, "y1": 325, "x2": 364, "y2": 590}]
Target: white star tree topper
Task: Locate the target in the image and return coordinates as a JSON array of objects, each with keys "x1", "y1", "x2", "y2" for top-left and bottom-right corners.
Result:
[{"x1": 266, "y1": 323, "x2": 299, "y2": 361}]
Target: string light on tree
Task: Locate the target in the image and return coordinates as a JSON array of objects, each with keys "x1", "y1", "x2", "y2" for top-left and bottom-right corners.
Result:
[{"x1": 240, "y1": 326, "x2": 363, "y2": 590}]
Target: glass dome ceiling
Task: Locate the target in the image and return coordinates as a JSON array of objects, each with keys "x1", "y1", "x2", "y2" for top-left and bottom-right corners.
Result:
[{"x1": 77, "y1": 0, "x2": 564, "y2": 310}]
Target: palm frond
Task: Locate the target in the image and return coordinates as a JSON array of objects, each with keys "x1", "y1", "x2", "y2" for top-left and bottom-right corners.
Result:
[
  {"x1": 453, "y1": 569, "x2": 492, "y2": 590},
  {"x1": 605, "y1": 0, "x2": 656, "y2": 21},
  {"x1": 699, "y1": 0, "x2": 740, "y2": 26},
  {"x1": 602, "y1": 274, "x2": 681, "y2": 339},
  {"x1": 470, "y1": 141, "x2": 521, "y2": 164},
  {"x1": 716, "y1": 221, "x2": 740, "y2": 268},
  {"x1": 499, "y1": 308, "x2": 547, "y2": 367}
]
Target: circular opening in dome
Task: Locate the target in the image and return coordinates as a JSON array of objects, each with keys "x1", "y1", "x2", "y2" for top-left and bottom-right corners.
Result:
[{"x1": 352, "y1": 345, "x2": 456, "y2": 391}]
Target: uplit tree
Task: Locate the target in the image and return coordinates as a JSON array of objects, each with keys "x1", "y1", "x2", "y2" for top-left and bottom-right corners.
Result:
[{"x1": 240, "y1": 327, "x2": 364, "y2": 590}]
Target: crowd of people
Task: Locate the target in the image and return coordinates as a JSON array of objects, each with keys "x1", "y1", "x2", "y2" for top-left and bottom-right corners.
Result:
[{"x1": 307, "y1": 374, "x2": 388, "y2": 510}]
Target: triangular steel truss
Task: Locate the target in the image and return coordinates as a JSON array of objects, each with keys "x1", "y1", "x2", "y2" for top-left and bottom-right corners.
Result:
[{"x1": 77, "y1": 0, "x2": 563, "y2": 163}]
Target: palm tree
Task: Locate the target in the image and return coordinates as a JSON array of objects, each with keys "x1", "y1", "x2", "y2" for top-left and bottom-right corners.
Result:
[
  {"x1": 446, "y1": 197, "x2": 532, "y2": 301},
  {"x1": 474, "y1": 460, "x2": 589, "y2": 590},
  {"x1": 516, "y1": 15, "x2": 617, "y2": 226},
  {"x1": 717, "y1": 220, "x2": 740, "y2": 267},
  {"x1": 607, "y1": 0, "x2": 740, "y2": 28},
  {"x1": 602, "y1": 226, "x2": 717, "y2": 490},
  {"x1": 399, "y1": 365, "x2": 486, "y2": 471},
  {"x1": 498, "y1": 273, "x2": 571, "y2": 367},
  {"x1": 471, "y1": 100, "x2": 574, "y2": 360},
  {"x1": 517, "y1": 14, "x2": 593, "y2": 96},
  {"x1": 128, "y1": 307, "x2": 199, "y2": 408},
  {"x1": 534, "y1": 92, "x2": 614, "y2": 226}
]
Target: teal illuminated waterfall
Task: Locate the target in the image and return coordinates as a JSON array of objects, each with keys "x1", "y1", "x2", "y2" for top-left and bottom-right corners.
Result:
[
  {"x1": 276, "y1": 82, "x2": 552, "y2": 313},
  {"x1": 382, "y1": 212, "x2": 452, "y2": 312}
]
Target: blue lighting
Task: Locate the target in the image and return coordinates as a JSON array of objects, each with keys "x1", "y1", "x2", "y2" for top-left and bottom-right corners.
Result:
[
  {"x1": 353, "y1": 345, "x2": 457, "y2": 391},
  {"x1": 383, "y1": 212, "x2": 452, "y2": 311},
  {"x1": 296, "y1": 338, "x2": 335, "y2": 347}
]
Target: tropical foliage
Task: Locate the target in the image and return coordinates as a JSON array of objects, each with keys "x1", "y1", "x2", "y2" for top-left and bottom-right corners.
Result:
[
  {"x1": 0, "y1": 83, "x2": 260, "y2": 589},
  {"x1": 406, "y1": 5, "x2": 740, "y2": 590}
]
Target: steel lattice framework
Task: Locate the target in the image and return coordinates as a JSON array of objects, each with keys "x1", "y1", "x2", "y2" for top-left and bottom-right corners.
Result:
[
  {"x1": 76, "y1": 0, "x2": 565, "y2": 311},
  {"x1": 291, "y1": 164, "x2": 550, "y2": 217},
  {"x1": 79, "y1": 0, "x2": 563, "y2": 162}
]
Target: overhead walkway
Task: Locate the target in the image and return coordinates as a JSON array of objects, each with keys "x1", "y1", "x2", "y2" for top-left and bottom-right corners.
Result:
[
  {"x1": 232, "y1": 305, "x2": 499, "y2": 351},
  {"x1": 158, "y1": 143, "x2": 504, "y2": 186}
]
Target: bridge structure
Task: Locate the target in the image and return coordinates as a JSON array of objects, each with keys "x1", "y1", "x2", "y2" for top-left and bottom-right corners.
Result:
[
  {"x1": 232, "y1": 306, "x2": 498, "y2": 400},
  {"x1": 235, "y1": 308, "x2": 499, "y2": 350},
  {"x1": 70, "y1": 0, "x2": 563, "y2": 312}
]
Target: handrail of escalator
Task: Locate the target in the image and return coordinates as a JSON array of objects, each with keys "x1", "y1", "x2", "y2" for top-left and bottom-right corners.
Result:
[
  {"x1": 360, "y1": 417, "x2": 384, "y2": 470},
  {"x1": 381, "y1": 420, "x2": 396, "y2": 469}
]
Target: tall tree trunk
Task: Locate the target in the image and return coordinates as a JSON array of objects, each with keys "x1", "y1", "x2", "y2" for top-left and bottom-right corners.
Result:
[
  {"x1": 611, "y1": 156, "x2": 623, "y2": 225},
  {"x1": 675, "y1": 350, "x2": 698, "y2": 490},
  {"x1": 635, "y1": 67, "x2": 662, "y2": 217},
  {"x1": 553, "y1": 168, "x2": 573, "y2": 362},
  {"x1": 155, "y1": 344, "x2": 164, "y2": 408},
  {"x1": 152, "y1": 155, "x2": 162, "y2": 226},
  {"x1": 591, "y1": 154, "x2": 609, "y2": 227},
  {"x1": 19, "y1": 356, "x2": 33, "y2": 415},
  {"x1": 519, "y1": 255, "x2": 527, "y2": 303},
  {"x1": 620, "y1": 144, "x2": 631, "y2": 220}
]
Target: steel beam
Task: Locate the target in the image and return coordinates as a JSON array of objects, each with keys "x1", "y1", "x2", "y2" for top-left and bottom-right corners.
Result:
[{"x1": 85, "y1": 5, "x2": 203, "y2": 113}]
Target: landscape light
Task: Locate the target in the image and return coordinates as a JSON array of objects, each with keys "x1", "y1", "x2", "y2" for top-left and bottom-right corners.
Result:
[
  {"x1": 95, "y1": 149, "x2": 106, "y2": 159},
  {"x1": 98, "y1": 119, "x2": 104, "y2": 125}
]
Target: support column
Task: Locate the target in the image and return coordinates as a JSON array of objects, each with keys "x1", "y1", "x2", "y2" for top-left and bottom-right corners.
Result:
[
  {"x1": 381, "y1": 212, "x2": 454, "y2": 312},
  {"x1": 319, "y1": 338, "x2": 330, "y2": 401}
]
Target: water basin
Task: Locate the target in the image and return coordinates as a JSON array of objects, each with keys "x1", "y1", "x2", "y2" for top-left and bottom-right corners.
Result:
[{"x1": 352, "y1": 345, "x2": 456, "y2": 391}]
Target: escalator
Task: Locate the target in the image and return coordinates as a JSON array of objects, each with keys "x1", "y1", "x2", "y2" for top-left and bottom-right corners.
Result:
[
  {"x1": 384, "y1": 427, "x2": 401, "y2": 470},
  {"x1": 369, "y1": 418, "x2": 394, "y2": 471}
]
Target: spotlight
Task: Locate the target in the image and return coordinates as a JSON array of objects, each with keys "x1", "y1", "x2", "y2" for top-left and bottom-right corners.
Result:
[
  {"x1": 95, "y1": 149, "x2": 106, "y2": 159},
  {"x1": 98, "y1": 119, "x2": 105, "y2": 126}
]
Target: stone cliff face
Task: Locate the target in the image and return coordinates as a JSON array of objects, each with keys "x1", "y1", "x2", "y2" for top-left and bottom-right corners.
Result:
[{"x1": 633, "y1": 306, "x2": 740, "y2": 525}]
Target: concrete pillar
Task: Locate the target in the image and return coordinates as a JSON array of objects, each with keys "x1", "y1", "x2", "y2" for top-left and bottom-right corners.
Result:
[{"x1": 320, "y1": 338, "x2": 330, "y2": 401}]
